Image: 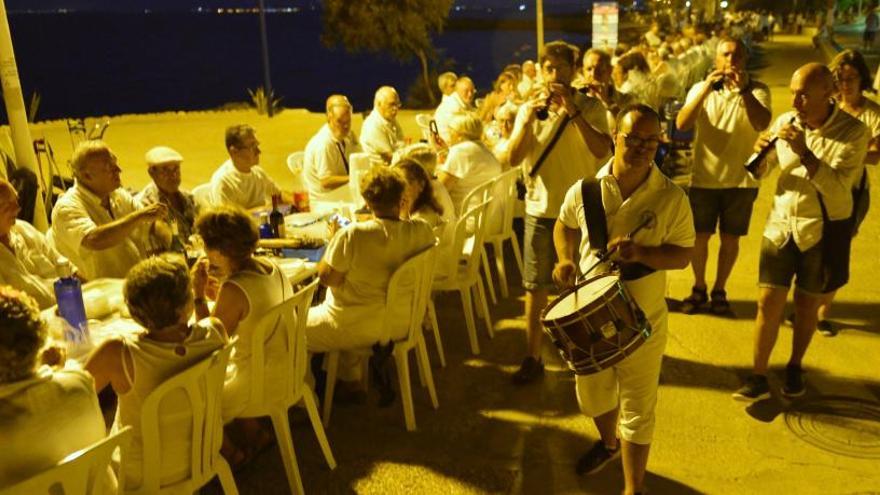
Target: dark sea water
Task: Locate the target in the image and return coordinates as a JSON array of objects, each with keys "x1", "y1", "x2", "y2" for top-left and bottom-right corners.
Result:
[{"x1": 6, "y1": 11, "x2": 589, "y2": 120}]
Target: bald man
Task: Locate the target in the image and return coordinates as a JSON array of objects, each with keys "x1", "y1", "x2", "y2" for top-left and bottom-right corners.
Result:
[
  {"x1": 360, "y1": 86, "x2": 405, "y2": 163},
  {"x1": 433, "y1": 76, "x2": 476, "y2": 143},
  {"x1": 304, "y1": 94, "x2": 361, "y2": 202},
  {"x1": 733, "y1": 63, "x2": 868, "y2": 402}
]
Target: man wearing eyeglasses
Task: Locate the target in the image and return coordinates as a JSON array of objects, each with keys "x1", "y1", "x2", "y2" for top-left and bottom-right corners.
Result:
[
  {"x1": 553, "y1": 104, "x2": 694, "y2": 493},
  {"x1": 135, "y1": 146, "x2": 196, "y2": 252},
  {"x1": 507, "y1": 40, "x2": 612, "y2": 385},
  {"x1": 675, "y1": 36, "x2": 772, "y2": 317},
  {"x1": 210, "y1": 124, "x2": 285, "y2": 210},
  {"x1": 360, "y1": 86, "x2": 405, "y2": 164},
  {"x1": 304, "y1": 95, "x2": 361, "y2": 203}
]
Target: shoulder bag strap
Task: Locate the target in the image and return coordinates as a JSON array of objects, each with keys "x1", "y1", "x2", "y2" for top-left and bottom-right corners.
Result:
[
  {"x1": 580, "y1": 178, "x2": 609, "y2": 254},
  {"x1": 527, "y1": 114, "x2": 574, "y2": 178}
]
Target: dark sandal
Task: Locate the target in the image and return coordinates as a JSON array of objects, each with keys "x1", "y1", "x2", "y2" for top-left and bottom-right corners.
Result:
[
  {"x1": 710, "y1": 289, "x2": 732, "y2": 316},
  {"x1": 680, "y1": 287, "x2": 708, "y2": 314}
]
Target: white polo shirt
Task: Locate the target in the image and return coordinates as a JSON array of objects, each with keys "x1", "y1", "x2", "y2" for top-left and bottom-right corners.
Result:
[
  {"x1": 0, "y1": 220, "x2": 65, "y2": 308},
  {"x1": 303, "y1": 124, "x2": 360, "y2": 203},
  {"x1": 437, "y1": 140, "x2": 502, "y2": 213},
  {"x1": 516, "y1": 91, "x2": 610, "y2": 219},
  {"x1": 687, "y1": 79, "x2": 772, "y2": 189},
  {"x1": 359, "y1": 109, "x2": 404, "y2": 162},
  {"x1": 433, "y1": 92, "x2": 471, "y2": 143},
  {"x1": 763, "y1": 108, "x2": 868, "y2": 251},
  {"x1": 209, "y1": 160, "x2": 280, "y2": 210},
  {"x1": 558, "y1": 162, "x2": 695, "y2": 323},
  {"x1": 50, "y1": 183, "x2": 147, "y2": 280}
]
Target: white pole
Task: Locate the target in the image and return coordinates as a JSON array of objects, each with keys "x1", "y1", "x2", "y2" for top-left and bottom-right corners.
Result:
[
  {"x1": 536, "y1": 0, "x2": 545, "y2": 59},
  {"x1": 0, "y1": 0, "x2": 47, "y2": 230}
]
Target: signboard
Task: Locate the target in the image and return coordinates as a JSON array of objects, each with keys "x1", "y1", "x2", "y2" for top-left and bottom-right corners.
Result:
[{"x1": 592, "y1": 1, "x2": 619, "y2": 50}]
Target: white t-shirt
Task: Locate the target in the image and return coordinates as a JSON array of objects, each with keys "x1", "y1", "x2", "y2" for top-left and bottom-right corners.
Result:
[
  {"x1": 516, "y1": 91, "x2": 611, "y2": 218},
  {"x1": 209, "y1": 159, "x2": 280, "y2": 210},
  {"x1": 763, "y1": 109, "x2": 868, "y2": 251},
  {"x1": 0, "y1": 220, "x2": 65, "y2": 309},
  {"x1": 319, "y1": 218, "x2": 434, "y2": 342},
  {"x1": 438, "y1": 140, "x2": 502, "y2": 214},
  {"x1": 303, "y1": 124, "x2": 360, "y2": 203},
  {"x1": 558, "y1": 162, "x2": 695, "y2": 325},
  {"x1": 687, "y1": 79, "x2": 772, "y2": 189},
  {"x1": 50, "y1": 183, "x2": 148, "y2": 280},
  {"x1": 359, "y1": 109, "x2": 404, "y2": 162},
  {"x1": 433, "y1": 93, "x2": 471, "y2": 143}
]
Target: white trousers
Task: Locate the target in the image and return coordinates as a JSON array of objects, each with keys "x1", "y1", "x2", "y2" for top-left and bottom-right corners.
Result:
[{"x1": 306, "y1": 302, "x2": 385, "y2": 382}]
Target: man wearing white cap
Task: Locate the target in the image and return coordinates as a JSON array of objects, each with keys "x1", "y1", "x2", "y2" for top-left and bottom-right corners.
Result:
[
  {"x1": 360, "y1": 86, "x2": 405, "y2": 163},
  {"x1": 136, "y1": 146, "x2": 197, "y2": 249}
]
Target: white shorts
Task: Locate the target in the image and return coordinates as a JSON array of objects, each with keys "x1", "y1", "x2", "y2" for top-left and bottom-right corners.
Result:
[{"x1": 575, "y1": 316, "x2": 667, "y2": 445}]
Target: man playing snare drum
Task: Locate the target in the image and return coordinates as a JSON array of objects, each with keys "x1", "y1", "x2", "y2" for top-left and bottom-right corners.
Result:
[{"x1": 553, "y1": 104, "x2": 694, "y2": 494}]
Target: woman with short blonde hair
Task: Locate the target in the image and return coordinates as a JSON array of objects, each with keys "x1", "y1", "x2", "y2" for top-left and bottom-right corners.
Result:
[{"x1": 437, "y1": 113, "x2": 503, "y2": 213}]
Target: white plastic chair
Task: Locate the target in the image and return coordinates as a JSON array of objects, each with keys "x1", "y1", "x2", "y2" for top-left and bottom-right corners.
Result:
[
  {"x1": 0, "y1": 427, "x2": 131, "y2": 495},
  {"x1": 286, "y1": 151, "x2": 307, "y2": 193},
  {"x1": 191, "y1": 183, "x2": 213, "y2": 210},
  {"x1": 121, "y1": 344, "x2": 237, "y2": 495},
  {"x1": 322, "y1": 245, "x2": 439, "y2": 431},
  {"x1": 415, "y1": 113, "x2": 433, "y2": 142},
  {"x1": 459, "y1": 176, "x2": 500, "y2": 306},
  {"x1": 235, "y1": 279, "x2": 335, "y2": 495},
  {"x1": 483, "y1": 168, "x2": 524, "y2": 299},
  {"x1": 429, "y1": 199, "x2": 493, "y2": 355}
]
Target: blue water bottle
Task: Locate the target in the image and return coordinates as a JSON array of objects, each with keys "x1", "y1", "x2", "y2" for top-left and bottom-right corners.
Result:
[
  {"x1": 53, "y1": 259, "x2": 90, "y2": 346},
  {"x1": 258, "y1": 213, "x2": 275, "y2": 239}
]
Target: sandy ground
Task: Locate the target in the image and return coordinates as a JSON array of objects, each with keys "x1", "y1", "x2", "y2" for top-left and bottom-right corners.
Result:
[{"x1": 24, "y1": 33, "x2": 880, "y2": 494}]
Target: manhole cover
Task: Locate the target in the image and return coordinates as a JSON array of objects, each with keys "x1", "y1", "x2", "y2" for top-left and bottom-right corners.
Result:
[{"x1": 785, "y1": 396, "x2": 880, "y2": 459}]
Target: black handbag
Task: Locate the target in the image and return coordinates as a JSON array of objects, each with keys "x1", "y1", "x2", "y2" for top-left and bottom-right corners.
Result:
[{"x1": 816, "y1": 192, "x2": 854, "y2": 293}]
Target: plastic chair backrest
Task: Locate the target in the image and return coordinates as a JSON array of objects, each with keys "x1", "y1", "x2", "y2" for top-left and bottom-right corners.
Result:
[
  {"x1": 129, "y1": 343, "x2": 234, "y2": 494},
  {"x1": 489, "y1": 168, "x2": 519, "y2": 239},
  {"x1": 459, "y1": 176, "x2": 496, "y2": 217},
  {"x1": 191, "y1": 183, "x2": 213, "y2": 210},
  {"x1": 385, "y1": 244, "x2": 437, "y2": 345},
  {"x1": 245, "y1": 279, "x2": 319, "y2": 408},
  {"x1": 415, "y1": 113, "x2": 432, "y2": 129},
  {"x1": 286, "y1": 151, "x2": 305, "y2": 175},
  {"x1": 439, "y1": 199, "x2": 491, "y2": 281},
  {"x1": 0, "y1": 427, "x2": 132, "y2": 495}
]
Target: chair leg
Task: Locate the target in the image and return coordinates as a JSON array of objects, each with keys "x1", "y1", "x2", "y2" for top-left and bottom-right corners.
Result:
[
  {"x1": 510, "y1": 233, "x2": 524, "y2": 278},
  {"x1": 322, "y1": 352, "x2": 339, "y2": 428},
  {"x1": 475, "y1": 276, "x2": 494, "y2": 339},
  {"x1": 427, "y1": 299, "x2": 446, "y2": 367},
  {"x1": 417, "y1": 337, "x2": 439, "y2": 409},
  {"x1": 270, "y1": 409, "x2": 305, "y2": 495},
  {"x1": 215, "y1": 457, "x2": 240, "y2": 495},
  {"x1": 395, "y1": 350, "x2": 417, "y2": 431},
  {"x1": 481, "y1": 246, "x2": 498, "y2": 305},
  {"x1": 459, "y1": 287, "x2": 480, "y2": 354},
  {"x1": 415, "y1": 344, "x2": 427, "y2": 387},
  {"x1": 302, "y1": 385, "x2": 337, "y2": 469},
  {"x1": 493, "y1": 239, "x2": 509, "y2": 299}
]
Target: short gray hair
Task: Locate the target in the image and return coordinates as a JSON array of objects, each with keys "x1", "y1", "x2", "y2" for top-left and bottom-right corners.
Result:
[
  {"x1": 70, "y1": 140, "x2": 111, "y2": 180},
  {"x1": 448, "y1": 113, "x2": 483, "y2": 141},
  {"x1": 124, "y1": 253, "x2": 192, "y2": 331}
]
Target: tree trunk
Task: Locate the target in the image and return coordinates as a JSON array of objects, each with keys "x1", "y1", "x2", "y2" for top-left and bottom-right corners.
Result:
[{"x1": 417, "y1": 48, "x2": 436, "y2": 106}]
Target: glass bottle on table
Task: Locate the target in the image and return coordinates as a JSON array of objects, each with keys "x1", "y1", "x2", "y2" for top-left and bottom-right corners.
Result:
[{"x1": 270, "y1": 193, "x2": 286, "y2": 239}]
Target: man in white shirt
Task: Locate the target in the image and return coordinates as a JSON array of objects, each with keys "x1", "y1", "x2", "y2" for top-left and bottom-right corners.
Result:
[
  {"x1": 644, "y1": 22, "x2": 663, "y2": 48},
  {"x1": 733, "y1": 64, "x2": 868, "y2": 402},
  {"x1": 360, "y1": 86, "x2": 405, "y2": 163},
  {"x1": 578, "y1": 48, "x2": 635, "y2": 131},
  {"x1": 675, "y1": 37, "x2": 772, "y2": 316},
  {"x1": 210, "y1": 124, "x2": 283, "y2": 210},
  {"x1": 554, "y1": 104, "x2": 694, "y2": 493},
  {"x1": 433, "y1": 76, "x2": 476, "y2": 143},
  {"x1": 135, "y1": 146, "x2": 197, "y2": 251},
  {"x1": 50, "y1": 141, "x2": 168, "y2": 280},
  {"x1": 518, "y1": 60, "x2": 539, "y2": 98},
  {"x1": 0, "y1": 179, "x2": 66, "y2": 308},
  {"x1": 304, "y1": 94, "x2": 361, "y2": 203},
  {"x1": 438, "y1": 71, "x2": 458, "y2": 102},
  {"x1": 507, "y1": 40, "x2": 612, "y2": 384}
]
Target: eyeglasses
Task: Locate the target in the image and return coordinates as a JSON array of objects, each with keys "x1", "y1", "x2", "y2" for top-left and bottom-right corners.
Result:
[
  {"x1": 619, "y1": 133, "x2": 662, "y2": 148},
  {"x1": 150, "y1": 164, "x2": 180, "y2": 176}
]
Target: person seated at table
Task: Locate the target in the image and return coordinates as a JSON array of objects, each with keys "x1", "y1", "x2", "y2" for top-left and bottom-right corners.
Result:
[
  {"x1": 192, "y1": 205, "x2": 292, "y2": 454},
  {"x1": 0, "y1": 286, "x2": 108, "y2": 489},
  {"x1": 85, "y1": 254, "x2": 229, "y2": 488},
  {"x1": 0, "y1": 179, "x2": 70, "y2": 309},
  {"x1": 135, "y1": 146, "x2": 198, "y2": 251},
  {"x1": 478, "y1": 71, "x2": 518, "y2": 124},
  {"x1": 50, "y1": 140, "x2": 171, "y2": 280},
  {"x1": 360, "y1": 86, "x2": 405, "y2": 163},
  {"x1": 304, "y1": 95, "x2": 361, "y2": 203},
  {"x1": 436, "y1": 113, "x2": 503, "y2": 213},
  {"x1": 491, "y1": 102, "x2": 519, "y2": 167},
  {"x1": 306, "y1": 167, "x2": 434, "y2": 396},
  {"x1": 210, "y1": 124, "x2": 286, "y2": 210},
  {"x1": 434, "y1": 76, "x2": 476, "y2": 144},
  {"x1": 438, "y1": 71, "x2": 458, "y2": 103}
]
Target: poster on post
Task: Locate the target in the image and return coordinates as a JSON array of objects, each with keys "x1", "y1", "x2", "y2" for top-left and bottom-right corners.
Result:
[{"x1": 592, "y1": 2, "x2": 619, "y2": 50}]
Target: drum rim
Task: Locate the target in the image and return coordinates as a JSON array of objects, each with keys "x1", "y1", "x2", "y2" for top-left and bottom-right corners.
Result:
[{"x1": 541, "y1": 273, "x2": 623, "y2": 324}]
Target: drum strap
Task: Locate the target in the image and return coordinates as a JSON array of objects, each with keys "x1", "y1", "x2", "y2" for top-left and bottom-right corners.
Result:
[{"x1": 580, "y1": 178, "x2": 656, "y2": 281}]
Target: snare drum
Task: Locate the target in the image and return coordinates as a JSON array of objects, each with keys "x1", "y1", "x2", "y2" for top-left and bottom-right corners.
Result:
[{"x1": 541, "y1": 274, "x2": 651, "y2": 375}]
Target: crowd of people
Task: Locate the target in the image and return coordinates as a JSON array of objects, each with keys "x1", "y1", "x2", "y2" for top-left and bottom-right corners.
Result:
[{"x1": 0, "y1": 9, "x2": 876, "y2": 495}]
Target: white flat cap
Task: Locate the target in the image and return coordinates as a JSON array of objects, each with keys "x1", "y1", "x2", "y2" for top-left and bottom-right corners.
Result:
[{"x1": 145, "y1": 146, "x2": 183, "y2": 166}]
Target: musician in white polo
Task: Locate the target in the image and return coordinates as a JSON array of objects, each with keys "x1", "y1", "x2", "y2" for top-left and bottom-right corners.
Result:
[{"x1": 553, "y1": 104, "x2": 694, "y2": 494}]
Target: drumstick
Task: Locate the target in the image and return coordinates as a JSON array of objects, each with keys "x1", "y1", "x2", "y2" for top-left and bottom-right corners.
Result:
[{"x1": 580, "y1": 211, "x2": 657, "y2": 280}]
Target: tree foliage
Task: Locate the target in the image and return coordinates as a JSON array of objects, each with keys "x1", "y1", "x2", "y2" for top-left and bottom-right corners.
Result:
[{"x1": 320, "y1": 0, "x2": 453, "y2": 105}]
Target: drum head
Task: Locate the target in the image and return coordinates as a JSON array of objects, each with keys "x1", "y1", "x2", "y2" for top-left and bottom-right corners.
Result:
[{"x1": 544, "y1": 275, "x2": 619, "y2": 320}]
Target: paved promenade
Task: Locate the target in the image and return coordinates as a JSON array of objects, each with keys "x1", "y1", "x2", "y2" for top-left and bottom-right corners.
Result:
[{"x1": 180, "y1": 33, "x2": 879, "y2": 494}]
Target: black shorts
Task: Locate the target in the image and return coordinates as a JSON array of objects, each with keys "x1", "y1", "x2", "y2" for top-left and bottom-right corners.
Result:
[
  {"x1": 758, "y1": 237, "x2": 826, "y2": 296},
  {"x1": 688, "y1": 187, "x2": 759, "y2": 236}
]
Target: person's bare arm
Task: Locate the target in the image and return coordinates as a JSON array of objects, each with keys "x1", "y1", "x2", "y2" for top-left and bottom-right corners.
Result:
[
  {"x1": 741, "y1": 88, "x2": 772, "y2": 131},
  {"x1": 211, "y1": 282, "x2": 248, "y2": 336},
  {"x1": 84, "y1": 339, "x2": 132, "y2": 395},
  {"x1": 552, "y1": 220, "x2": 581, "y2": 288},
  {"x1": 80, "y1": 203, "x2": 165, "y2": 251},
  {"x1": 559, "y1": 86, "x2": 611, "y2": 158},
  {"x1": 609, "y1": 237, "x2": 694, "y2": 270},
  {"x1": 320, "y1": 175, "x2": 350, "y2": 190},
  {"x1": 437, "y1": 171, "x2": 459, "y2": 192},
  {"x1": 676, "y1": 75, "x2": 719, "y2": 131},
  {"x1": 507, "y1": 98, "x2": 541, "y2": 166},
  {"x1": 317, "y1": 260, "x2": 345, "y2": 288}
]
